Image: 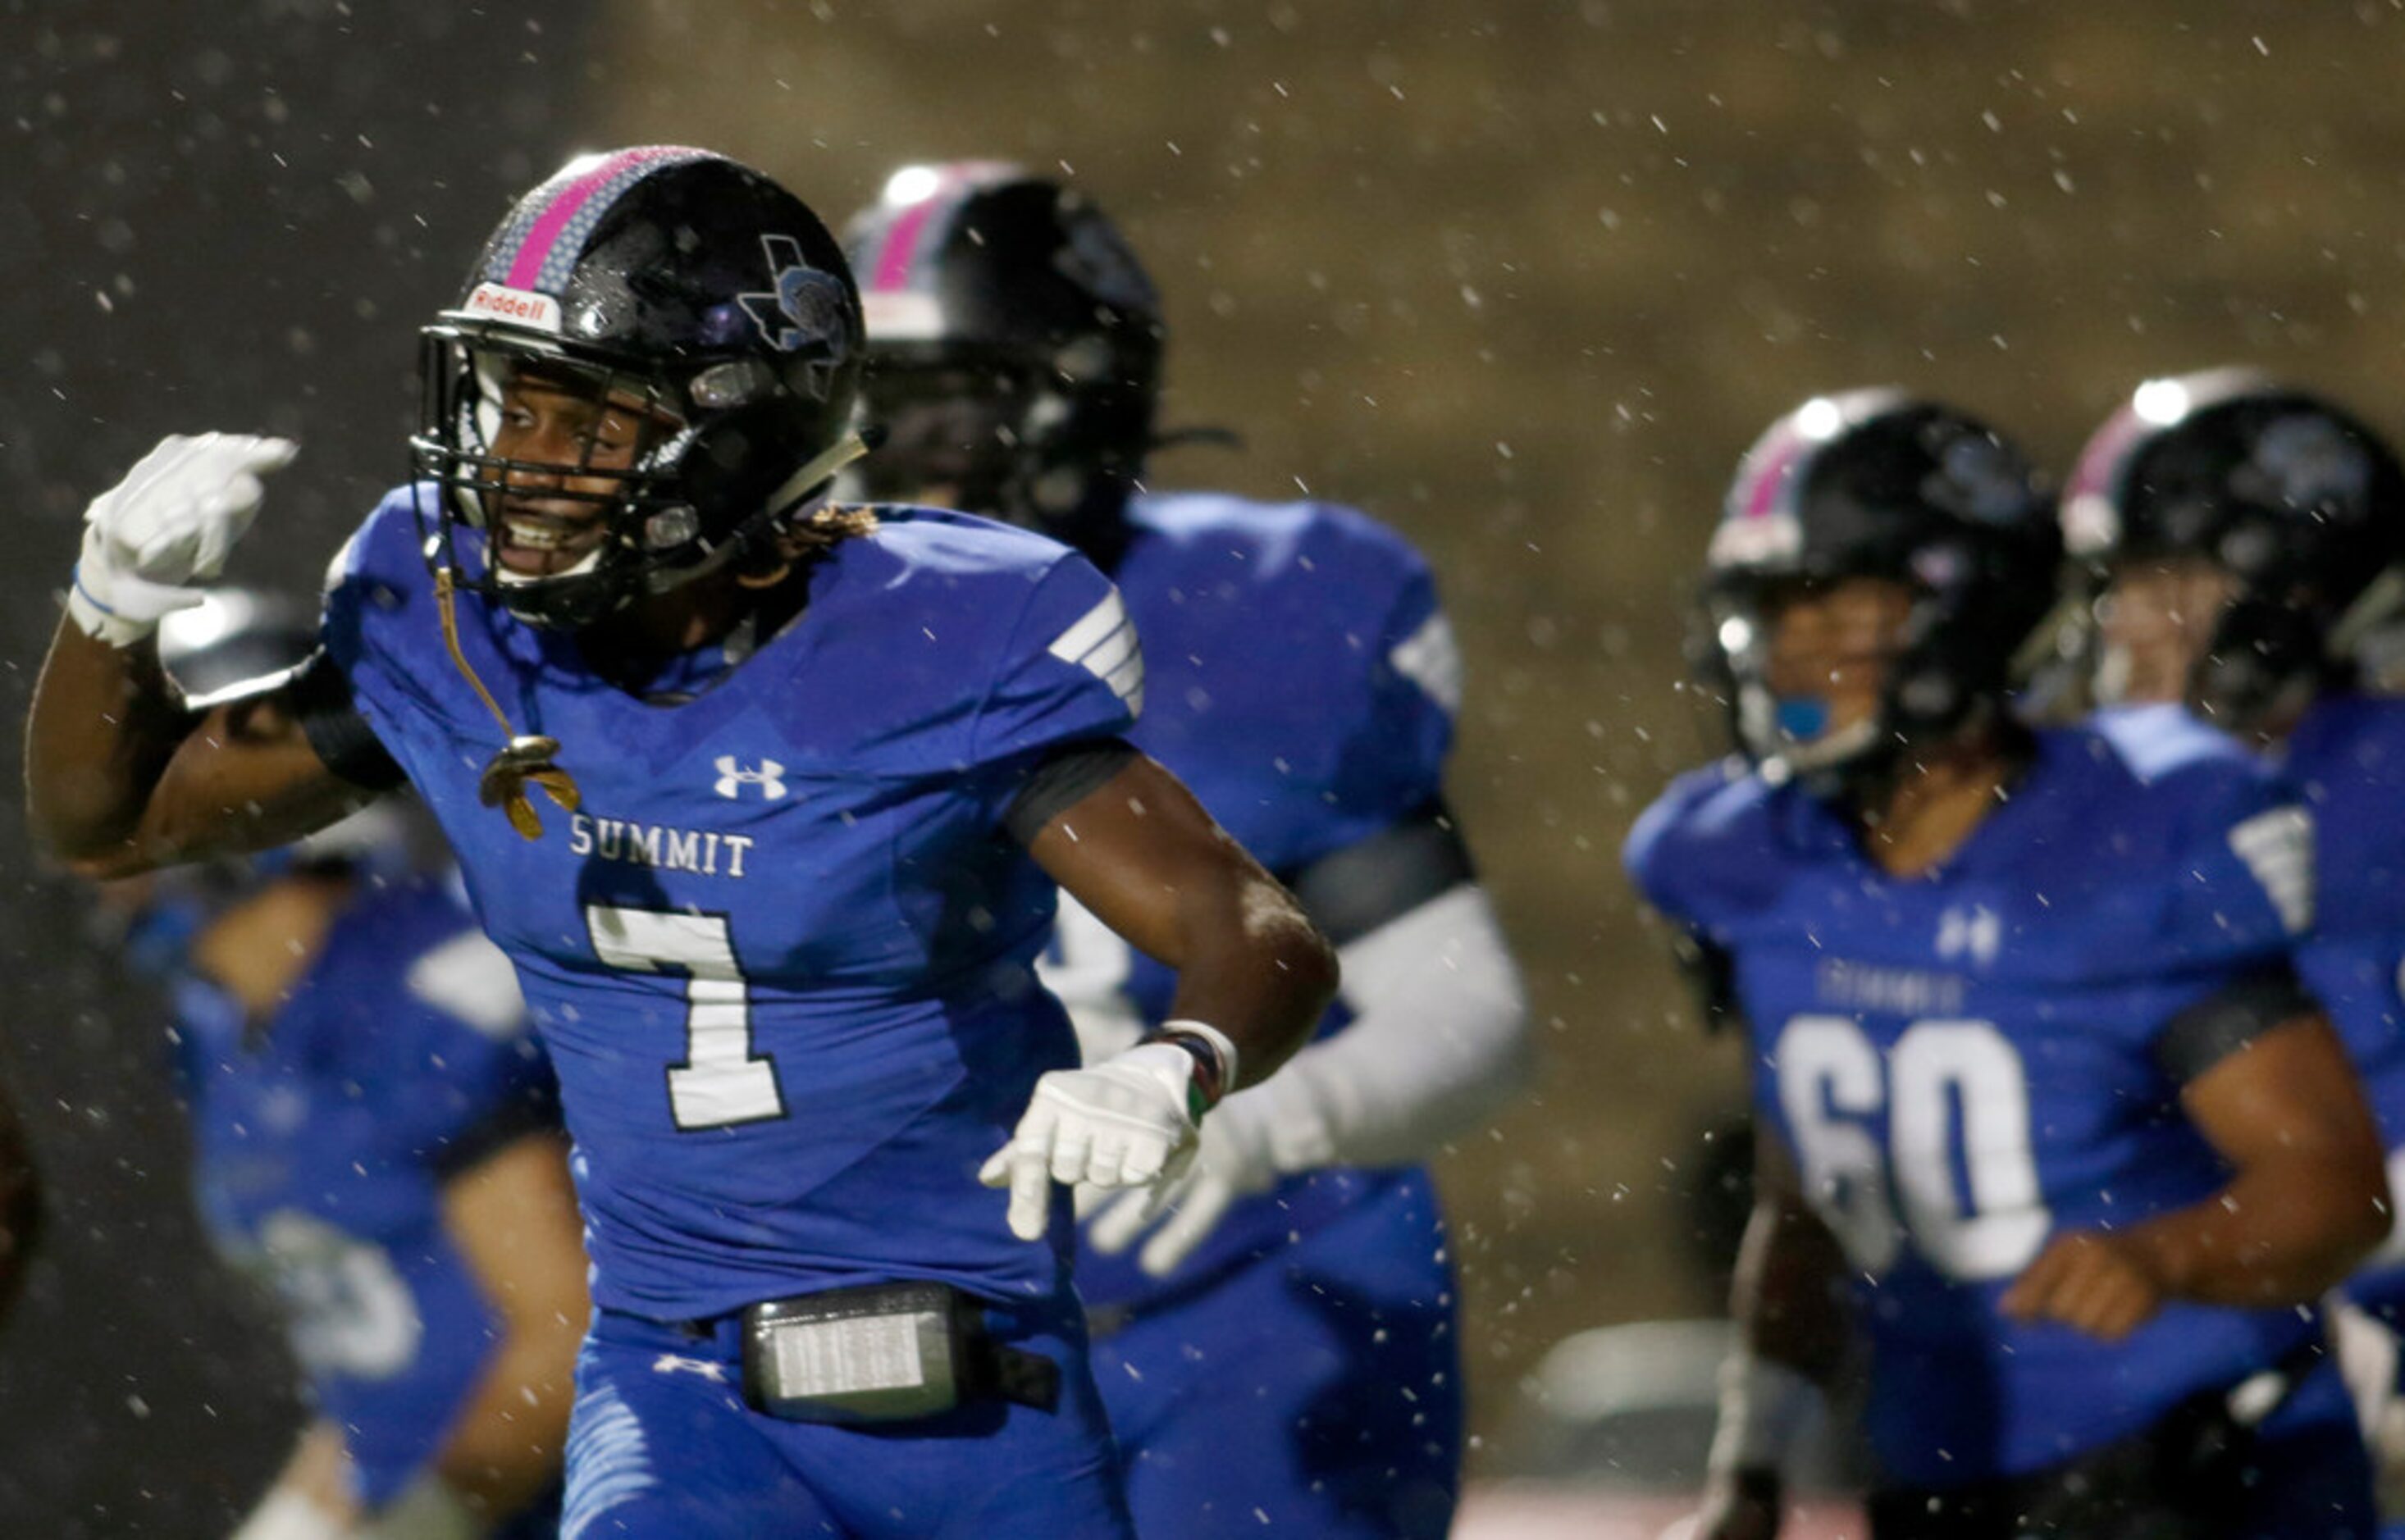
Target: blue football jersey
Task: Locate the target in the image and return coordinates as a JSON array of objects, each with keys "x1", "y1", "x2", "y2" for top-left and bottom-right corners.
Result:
[
  {"x1": 2278, "y1": 692, "x2": 2405, "y2": 1149},
  {"x1": 1626, "y1": 723, "x2": 2319, "y2": 1487},
  {"x1": 180, "y1": 874, "x2": 556, "y2": 1508},
  {"x1": 321, "y1": 494, "x2": 1139, "y2": 1320},
  {"x1": 1056, "y1": 491, "x2": 1457, "y2": 1310}
]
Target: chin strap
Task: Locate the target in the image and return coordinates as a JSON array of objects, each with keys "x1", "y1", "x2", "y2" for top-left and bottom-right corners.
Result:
[{"x1": 433, "y1": 566, "x2": 581, "y2": 840}]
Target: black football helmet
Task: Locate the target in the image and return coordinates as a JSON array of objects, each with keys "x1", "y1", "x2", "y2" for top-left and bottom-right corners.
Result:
[
  {"x1": 842, "y1": 162, "x2": 1163, "y2": 563},
  {"x1": 155, "y1": 587, "x2": 321, "y2": 704},
  {"x1": 411, "y1": 147, "x2": 867, "y2": 629},
  {"x1": 1700, "y1": 390, "x2": 2058, "y2": 790},
  {"x1": 2060, "y1": 367, "x2": 2405, "y2": 732}
]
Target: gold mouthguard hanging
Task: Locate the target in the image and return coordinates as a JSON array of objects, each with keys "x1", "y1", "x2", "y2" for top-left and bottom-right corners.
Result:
[{"x1": 434, "y1": 567, "x2": 581, "y2": 840}]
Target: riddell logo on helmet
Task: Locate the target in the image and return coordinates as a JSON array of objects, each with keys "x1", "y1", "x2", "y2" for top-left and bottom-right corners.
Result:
[{"x1": 461, "y1": 283, "x2": 562, "y2": 334}]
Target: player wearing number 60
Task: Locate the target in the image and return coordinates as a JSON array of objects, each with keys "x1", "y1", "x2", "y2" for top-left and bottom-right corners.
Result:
[
  {"x1": 25, "y1": 147, "x2": 1335, "y2": 1540},
  {"x1": 1625, "y1": 390, "x2": 2389, "y2": 1539}
]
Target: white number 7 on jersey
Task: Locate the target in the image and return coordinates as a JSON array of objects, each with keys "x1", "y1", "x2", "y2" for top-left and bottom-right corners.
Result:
[{"x1": 586, "y1": 905, "x2": 785, "y2": 1130}]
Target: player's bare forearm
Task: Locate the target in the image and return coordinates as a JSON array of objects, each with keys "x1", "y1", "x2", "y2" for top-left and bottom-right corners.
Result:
[
  {"x1": 436, "y1": 1132, "x2": 586, "y2": 1515},
  {"x1": 2125, "y1": 1150, "x2": 2388, "y2": 1309},
  {"x1": 2011, "y1": 1014, "x2": 2387, "y2": 1334},
  {"x1": 28, "y1": 619, "x2": 365, "y2": 879},
  {"x1": 25, "y1": 617, "x2": 189, "y2": 864},
  {"x1": 1032, "y1": 755, "x2": 1338, "y2": 1087},
  {"x1": 1158, "y1": 868, "x2": 1336, "y2": 1088},
  {"x1": 2142, "y1": 1014, "x2": 2389, "y2": 1307}
]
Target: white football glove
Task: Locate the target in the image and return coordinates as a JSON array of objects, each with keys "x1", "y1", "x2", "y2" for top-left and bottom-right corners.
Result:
[
  {"x1": 1081, "y1": 1083, "x2": 1280, "y2": 1277},
  {"x1": 68, "y1": 432, "x2": 298, "y2": 645},
  {"x1": 980, "y1": 1041, "x2": 1202, "y2": 1242}
]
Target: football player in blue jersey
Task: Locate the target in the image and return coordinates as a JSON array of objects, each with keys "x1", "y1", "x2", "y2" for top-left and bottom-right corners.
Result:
[
  {"x1": 842, "y1": 163, "x2": 1533, "y2": 1540},
  {"x1": 92, "y1": 590, "x2": 582, "y2": 1540},
  {"x1": 1627, "y1": 390, "x2": 2390, "y2": 1539},
  {"x1": 25, "y1": 147, "x2": 1335, "y2": 1540},
  {"x1": 2060, "y1": 369, "x2": 2405, "y2": 1534}
]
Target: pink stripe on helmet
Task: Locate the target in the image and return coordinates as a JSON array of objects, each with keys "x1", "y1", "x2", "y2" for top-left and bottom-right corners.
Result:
[
  {"x1": 504, "y1": 147, "x2": 687, "y2": 291},
  {"x1": 870, "y1": 198, "x2": 942, "y2": 294},
  {"x1": 1741, "y1": 431, "x2": 1807, "y2": 522}
]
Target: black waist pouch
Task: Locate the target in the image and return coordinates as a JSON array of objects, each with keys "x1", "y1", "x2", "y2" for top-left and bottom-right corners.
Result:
[{"x1": 738, "y1": 1280, "x2": 1061, "y2": 1426}]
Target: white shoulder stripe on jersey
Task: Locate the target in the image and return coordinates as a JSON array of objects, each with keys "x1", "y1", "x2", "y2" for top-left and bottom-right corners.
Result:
[
  {"x1": 1049, "y1": 589, "x2": 1145, "y2": 712},
  {"x1": 1391, "y1": 610, "x2": 1463, "y2": 716},
  {"x1": 2227, "y1": 804, "x2": 2314, "y2": 936},
  {"x1": 1048, "y1": 588, "x2": 1129, "y2": 663}
]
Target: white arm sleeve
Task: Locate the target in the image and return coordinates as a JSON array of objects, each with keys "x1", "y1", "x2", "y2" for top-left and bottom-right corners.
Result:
[{"x1": 1237, "y1": 882, "x2": 1532, "y2": 1172}]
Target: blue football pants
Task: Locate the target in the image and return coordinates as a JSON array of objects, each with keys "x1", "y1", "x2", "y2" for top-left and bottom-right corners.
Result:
[{"x1": 558, "y1": 1293, "x2": 1134, "y2": 1540}]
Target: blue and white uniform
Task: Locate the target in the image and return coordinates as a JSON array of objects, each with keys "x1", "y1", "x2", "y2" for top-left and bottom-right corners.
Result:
[
  {"x1": 1627, "y1": 718, "x2": 2369, "y2": 1533},
  {"x1": 320, "y1": 492, "x2": 1142, "y2": 1539},
  {"x1": 2280, "y1": 694, "x2": 2405, "y2": 1273},
  {"x1": 1054, "y1": 492, "x2": 1467, "y2": 1540},
  {"x1": 2245, "y1": 692, "x2": 2405, "y2": 1537},
  {"x1": 178, "y1": 873, "x2": 559, "y2": 1527}
]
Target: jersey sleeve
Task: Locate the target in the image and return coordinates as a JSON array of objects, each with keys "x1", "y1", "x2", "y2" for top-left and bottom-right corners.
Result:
[
  {"x1": 1313, "y1": 517, "x2": 1460, "y2": 835},
  {"x1": 966, "y1": 551, "x2": 1143, "y2": 767},
  {"x1": 2152, "y1": 763, "x2": 2315, "y2": 972},
  {"x1": 1622, "y1": 761, "x2": 1751, "y2": 936},
  {"x1": 315, "y1": 490, "x2": 444, "y2": 771}
]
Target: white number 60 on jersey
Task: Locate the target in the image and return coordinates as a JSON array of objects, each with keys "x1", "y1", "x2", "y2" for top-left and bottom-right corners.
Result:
[{"x1": 1776, "y1": 1014, "x2": 2052, "y2": 1282}]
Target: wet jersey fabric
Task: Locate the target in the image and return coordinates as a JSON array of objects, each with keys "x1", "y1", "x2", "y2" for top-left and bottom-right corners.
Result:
[
  {"x1": 1626, "y1": 722, "x2": 2321, "y2": 1489},
  {"x1": 321, "y1": 490, "x2": 1139, "y2": 1324},
  {"x1": 179, "y1": 874, "x2": 557, "y2": 1508},
  {"x1": 1049, "y1": 492, "x2": 1463, "y2": 1537}
]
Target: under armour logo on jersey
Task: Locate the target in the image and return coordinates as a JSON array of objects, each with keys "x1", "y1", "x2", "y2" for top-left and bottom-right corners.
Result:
[
  {"x1": 1936, "y1": 904, "x2": 2002, "y2": 968},
  {"x1": 2228, "y1": 804, "x2": 2314, "y2": 935},
  {"x1": 1049, "y1": 588, "x2": 1145, "y2": 716},
  {"x1": 714, "y1": 756, "x2": 789, "y2": 800},
  {"x1": 650, "y1": 1353, "x2": 728, "y2": 1383}
]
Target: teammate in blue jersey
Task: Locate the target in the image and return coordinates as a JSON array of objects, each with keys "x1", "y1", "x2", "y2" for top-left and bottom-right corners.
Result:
[
  {"x1": 25, "y1": 147, "x2": 1337, "y2": 1540},
  {"x1": 1627, "y1": 389, "x2": 2390, "y2": 1539},
  {"x1": 842, "y1": 162, "x2": 1533, "y2": 1539},
  {"x1": 92, "y1": 591, "x2": 583, "y2": 1540},
  {"x1": 2059, "y1": 368, "x2": 2405, "y2": 1533}
]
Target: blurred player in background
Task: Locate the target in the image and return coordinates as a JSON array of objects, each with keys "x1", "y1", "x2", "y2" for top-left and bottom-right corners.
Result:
[
  {"x1": 95, "y1": 591, "x2": 582, "y2": 1540},
  {"x1": 846, "y1": 162, "x2": 1533, "y2": 1540},
  {"x1": 25, "y1": 148, "x2": 1336, "y2": 1539},
  {"x1": 2061, "y1": 368, "x2": 2405, "y2": 1534},
  {"x1": 1627, "y1": 390, "x2": 2388, "y2": 1539}
]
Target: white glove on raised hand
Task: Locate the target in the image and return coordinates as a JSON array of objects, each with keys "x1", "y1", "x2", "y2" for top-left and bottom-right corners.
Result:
[
  {"x1": 980, "y1": 1042, "x2": 1202, "y2": 1242},
  {"x1": 1081, "y1": 1085, "x2": 1280, "y2": 1278},
  {"x1": 68, "y1": 432, "x2": 298, "y2": 645}
]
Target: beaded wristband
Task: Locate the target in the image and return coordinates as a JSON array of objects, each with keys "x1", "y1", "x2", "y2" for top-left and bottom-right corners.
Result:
[{"x1": 1145, "y1": 1019, "x2": 1239, "y2": 1117}]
